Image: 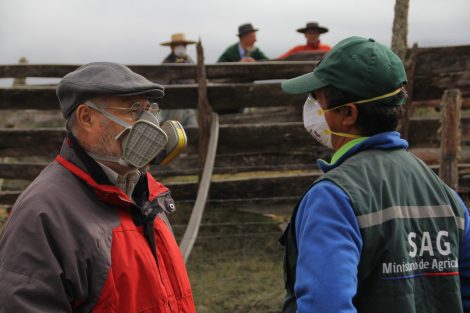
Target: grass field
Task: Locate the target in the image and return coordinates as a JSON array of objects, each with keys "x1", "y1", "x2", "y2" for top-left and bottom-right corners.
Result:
[{"x1": 171, "y1": 202, "x2": 286, "y2": 313}]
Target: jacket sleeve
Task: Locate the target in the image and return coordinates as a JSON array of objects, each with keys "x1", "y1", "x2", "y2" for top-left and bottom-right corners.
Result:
[
  {"x1": 456, "y1": 193, "x2": 470, "y2": 312},
  {"x1": 295, "y1": 180, "x2": 362, "y2": 313},
  {"x1": 217, "y1": 51, "x2": 230, "y2": 62},
  {"x1": 0, "y1": 198, "x2": 83, "y2": 313},
  {"x1": 253, "y1": 48, "x2": 269, "y2": 60},
  {"x1": 277, "y1": 46, "x2": 302, "y2": 60},
  {"x1": 217, "y1": 44, "x2": 241, "y2": 62}
]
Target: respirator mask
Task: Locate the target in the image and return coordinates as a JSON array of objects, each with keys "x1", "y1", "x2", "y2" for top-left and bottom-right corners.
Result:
[
  {"x1": 303, "y1": 95, "x2": 360, "y2": 149},
  {"x1": 86, "y1": 101, "x2": 187, "y2": 168},
  {"x1": 173, "y1": 45, "x2": 187, "y2": 58}
]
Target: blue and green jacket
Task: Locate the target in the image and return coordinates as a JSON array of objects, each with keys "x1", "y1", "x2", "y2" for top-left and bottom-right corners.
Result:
[{"x1": 281, "y1": 131, "x2": 470, "y2": 313}]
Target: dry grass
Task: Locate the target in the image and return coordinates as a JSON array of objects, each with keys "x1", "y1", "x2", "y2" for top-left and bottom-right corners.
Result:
[{"x1": 171, "y1": 203, "x2": 286, "y2": 313}]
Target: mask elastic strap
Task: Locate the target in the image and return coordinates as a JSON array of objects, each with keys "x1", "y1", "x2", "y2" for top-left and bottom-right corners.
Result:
[
  {"x1": 325, "y1": 129, "x2": 361, "y2": 139},
  {"x1": 319, "y1": 87, "x2": 403, "y2": 115},
  {"x1": 87, "y1": 151, "x2": 122, "y2": 164},
  {"x1": 85, "y1": 101, "x2": 132, "y2": 129},
  {"x1": 355, "y1": 87, "x2": 402, "y2": 104}
]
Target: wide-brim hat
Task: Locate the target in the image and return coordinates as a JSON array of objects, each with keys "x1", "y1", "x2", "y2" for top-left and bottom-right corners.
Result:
[
  {"x1": 238, "y1": 23, "x2": 258, "y2": 37},
  {"x1": 297, "y1": 22, "x2": 329, "y2": 34},
  {"x1": 281, "y1": 36, "x2": 407, "y2": 105},
  {"x1": 160, "y1": 33, "x2": 197, "y2": 46}
]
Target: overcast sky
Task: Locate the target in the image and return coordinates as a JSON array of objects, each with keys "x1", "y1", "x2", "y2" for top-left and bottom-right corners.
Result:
[{"x1": 0, "y1": 0, "x2": 469, "y2": 65}]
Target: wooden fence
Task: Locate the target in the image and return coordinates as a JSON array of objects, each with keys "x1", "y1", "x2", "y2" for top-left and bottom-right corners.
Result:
[{"x1": 0, "y1": 44, "x2": 469, "y2": 208}]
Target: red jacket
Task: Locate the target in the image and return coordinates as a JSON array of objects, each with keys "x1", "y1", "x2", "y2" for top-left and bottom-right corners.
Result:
[
  {"x1": 0, "y1": 135, "x2": 196, "y2": 313},
  {"x1": 277, "y1": 42, "x2": 331, "y2": 60}
]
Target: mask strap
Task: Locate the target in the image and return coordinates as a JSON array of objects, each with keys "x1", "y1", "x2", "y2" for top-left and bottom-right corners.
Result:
[
  {"x1": 355, "y1": 87, "x2": 402, "y2": 104},
  {"x1": 86, "y1": 151, "x2": 122, "y2": 163},
  {"x1": 326, "y1": 129, "x2": 361, "y2": 139},
  {"x1": 319, "y1": 87, "x2": 403, "y2": 115},
  {"x1": 85, "y1": 101, "x2": 132, "y2": 129}
]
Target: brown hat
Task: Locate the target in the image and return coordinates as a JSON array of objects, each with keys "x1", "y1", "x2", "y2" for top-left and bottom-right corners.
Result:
[
  {"x1": 160, "y1": 33, "x2": 197, "y2": 46},
  {"x1": 296, "y1": 22, "x2": 329, "y2": 34},
  {"x1": 237, "y1": 23, "x2": 258, "y2": 37}
]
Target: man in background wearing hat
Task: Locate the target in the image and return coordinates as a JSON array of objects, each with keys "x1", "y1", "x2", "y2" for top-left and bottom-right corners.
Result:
[
  {"x1": 160, "y1": 33, "x2": 198, "y2": 127},
  {"x1": 279, "y1": 37, "x2": 470, "y2": 312},
  {"x1": 217, "y1": 23, "x2": 268, "y2": 62},
  {"x1": 0, "y1": 62, "x2": 196, "y2": 312},
  {"x1": 161, "y1": 32, "x2": 196, "y2": 64},
  {"x1": 277, "y1": 22, "x2": 331, "y2": 60}
]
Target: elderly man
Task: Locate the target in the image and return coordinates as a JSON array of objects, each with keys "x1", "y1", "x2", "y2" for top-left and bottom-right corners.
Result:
[
  {"x1": 277, "y1": 22, "x2": 331, "y2": 60},
  {"x1": 217, "y1": 23, "x2": 268, "y2": 62},
  {"x1": 0, "y1": 62, "x2": 196, "y2": 312},
  {"x1": 279, "y1": 37, "x2": 470, "y2": 313}
]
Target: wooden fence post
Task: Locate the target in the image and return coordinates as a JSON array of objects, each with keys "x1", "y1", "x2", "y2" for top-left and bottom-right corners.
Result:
[
  {"x1": 391, "y1": 0, "x2": 414, "y2": 141},
  {"x1": 12, "y1": 57, "x2": 28, "y2": 87},
  {"x1": 399, "y1": 43, "x2": 418, "y2": 140},
  {"x1": 196, "y1": 40, "x2": 213, "y2": 176},
  {"x1": 439, "y1": 89, "x2": 462, "y2": 189},
  {"x1": 391, "y1": 0, "x2": 409, "y2": 61},
  {"x1": 179, "y1": 40, "x2": 219, "y2": 262}
]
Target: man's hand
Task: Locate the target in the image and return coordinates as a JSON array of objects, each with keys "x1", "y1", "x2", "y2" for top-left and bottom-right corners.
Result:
[{"x1": 240, "y1": 57, "x2": 256, "y2": 62}]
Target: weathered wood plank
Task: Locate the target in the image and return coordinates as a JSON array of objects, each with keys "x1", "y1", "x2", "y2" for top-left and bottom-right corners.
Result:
[
  {"x1": 2, "y1": 73, "x2": 468, "y2": 112},
  {"x1": 0, "y1": 85, "x2": 467, "y2": 112},
  {"x1": 2, "y1": 148, "x2": 470, "y2": 180},
  {"x1": 0, "y1": 173, "x2": 319, "y2": 205},
  {"x1": 414, "y1": 45, "x2": 470, "y2": 75},
  {"x1": 1, "y1": 116, "x2": 469, "y2": 157},
  {"x1": 413, "y1": 70, "x2": 470, "y2": 101},
  {"x1": 3, "y1": 168, "x2": 470, "y2": 206},
  {"x1": 0, "y1": 163, "x2": 48, "y2": 179},
  {"x1": 0, "y1": 84, "x2": 306, "y2": 111},
  {"x1": 2, "y1": 45, "x2": 469, "y2": 80},
  {"x1": 0, "y1": 62, "x2": 317, "y2": 81}
]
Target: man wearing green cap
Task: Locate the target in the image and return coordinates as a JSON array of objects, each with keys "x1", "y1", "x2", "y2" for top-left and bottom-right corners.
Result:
[{"x1": 279, "y1": 36, "x2": 470, "y2": 313}]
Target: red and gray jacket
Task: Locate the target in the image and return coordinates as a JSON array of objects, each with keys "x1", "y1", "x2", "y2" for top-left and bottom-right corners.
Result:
[{"x1": 0, "y1": 134, "x2": 196, "y2": 313}]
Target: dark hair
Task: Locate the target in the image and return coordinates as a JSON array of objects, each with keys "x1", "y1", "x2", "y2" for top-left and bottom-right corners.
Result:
[{"x1": 322, "y1": 85, "x2": 407, "y2": 136}]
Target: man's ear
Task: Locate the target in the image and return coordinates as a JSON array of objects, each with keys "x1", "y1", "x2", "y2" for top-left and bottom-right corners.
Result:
[
  {"x1": 75, "y1": 104, "x2": 96, "y2": 132},
  {"x1": 341, "y1": 103, "x2": 358, "y2": 127}
]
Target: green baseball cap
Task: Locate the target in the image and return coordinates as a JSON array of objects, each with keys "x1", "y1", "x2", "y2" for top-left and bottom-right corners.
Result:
[{"x1": 281, "y1": 36, "x2": 407, "y2": 104}]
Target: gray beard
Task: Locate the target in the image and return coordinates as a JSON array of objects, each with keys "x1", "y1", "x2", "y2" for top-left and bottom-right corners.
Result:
[{"x1": 87, "y1": 117, "x2": 122, "y2": 158}]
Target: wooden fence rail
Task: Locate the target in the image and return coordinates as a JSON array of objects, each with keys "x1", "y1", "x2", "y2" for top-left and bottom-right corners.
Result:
[{"x1": 2, "y1": 116, "x2": 470, "y2": 158}]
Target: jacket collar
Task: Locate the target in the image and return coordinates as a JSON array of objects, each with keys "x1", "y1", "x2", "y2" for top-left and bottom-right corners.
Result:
[
  {"x1": 56, "y1": 133, "x2": 169, "y2": 207},
  {"x1": 317, "y1": 131, "x2": 409, "y2": 173}
]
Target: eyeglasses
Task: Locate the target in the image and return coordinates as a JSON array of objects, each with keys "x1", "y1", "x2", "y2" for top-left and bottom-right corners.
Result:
[{"x1": 92, "y1": 102, "x2": 160, "y2": 120}]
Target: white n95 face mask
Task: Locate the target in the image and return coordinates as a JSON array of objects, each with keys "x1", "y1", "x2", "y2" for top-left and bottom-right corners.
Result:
[
  {"x1": 303, "y1": 95, "x2": 333, "y2": 149},
  {"x1": 86, "y1": 101, "x2": 168, "y2": 169},
  {"x1": 173, "y1": 45, "x2": 187, "y2": 57},
  {"x1": 303, "y1": 95, "x2": 361, "y2": 149}
]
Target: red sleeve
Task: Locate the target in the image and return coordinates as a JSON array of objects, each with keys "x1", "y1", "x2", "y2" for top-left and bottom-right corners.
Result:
[{"x1": 277, "y1": 45, "x2": 304, "y2": 60}]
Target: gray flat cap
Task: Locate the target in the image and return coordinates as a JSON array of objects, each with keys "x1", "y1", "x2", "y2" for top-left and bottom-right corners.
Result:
[{"x1": 57, "y1": 62, "x2": 165, "y2": 118}]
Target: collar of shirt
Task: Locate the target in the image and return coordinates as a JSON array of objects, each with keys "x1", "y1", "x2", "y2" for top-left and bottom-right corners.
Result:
[
  {"x1": 238, "y1": 43, "x2": 247, "y2": 57},
  {"x1": 307, "y1": 40, "x2": 321, "y2": 49},
  {"x1": 96, "y1": 161, "x2": 142, "y2": 199}
]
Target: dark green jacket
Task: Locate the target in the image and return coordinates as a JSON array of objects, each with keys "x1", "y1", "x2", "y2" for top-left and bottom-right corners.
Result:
[{"x1": 217, "y1": 43, "x2": 268, "y2": 62}]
